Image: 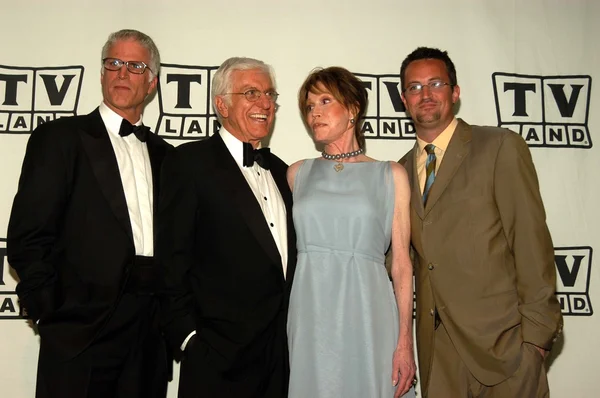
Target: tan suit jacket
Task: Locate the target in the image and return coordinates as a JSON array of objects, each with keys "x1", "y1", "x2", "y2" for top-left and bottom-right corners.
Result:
[{"x1": 400, "y1": 119, "x2": 562, "y2": 396}]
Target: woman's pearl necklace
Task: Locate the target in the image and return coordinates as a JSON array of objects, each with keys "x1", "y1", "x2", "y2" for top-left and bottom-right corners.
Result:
[{"x1": 321, "y1": 147, "x2": 364, "y2": 172}]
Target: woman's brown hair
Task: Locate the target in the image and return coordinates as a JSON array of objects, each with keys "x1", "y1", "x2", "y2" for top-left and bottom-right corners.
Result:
[{"x1": 298, "y1": 67, "x2": 368, "y2": 148}]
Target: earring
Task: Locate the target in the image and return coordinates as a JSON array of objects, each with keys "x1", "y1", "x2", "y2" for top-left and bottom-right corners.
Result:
[{"x1": 350, "y1": 118, "x2": 355, "y2": 124}]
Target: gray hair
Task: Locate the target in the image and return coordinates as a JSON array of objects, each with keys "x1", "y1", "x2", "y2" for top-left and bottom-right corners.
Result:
[
  {"x1": 101, "y1": 29, "x2": 160, "y2": 81},
  {"x1": 211, "y1": 57, "x2": 276, "y2": 122}
]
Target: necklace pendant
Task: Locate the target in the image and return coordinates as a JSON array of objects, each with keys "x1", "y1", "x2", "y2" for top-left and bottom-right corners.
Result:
[{"x1": 334, "y1": 162, "x2": 344, "y2": 172}]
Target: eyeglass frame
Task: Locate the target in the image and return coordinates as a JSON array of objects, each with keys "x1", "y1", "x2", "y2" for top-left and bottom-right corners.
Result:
[
  {"x1": 223, "y1": 89, "x2": 279, "y2": 103},
  {"x1": 102, "y1": 58, "x2": 153, "y2": 75},
  {"x1": 403, "y1": 80, "x2": 453, "y2": 95}
]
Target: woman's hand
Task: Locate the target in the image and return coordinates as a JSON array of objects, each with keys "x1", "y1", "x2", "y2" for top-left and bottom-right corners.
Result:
[{"x1": 392, "y1": 345, "x2": 416, "y2": 398}]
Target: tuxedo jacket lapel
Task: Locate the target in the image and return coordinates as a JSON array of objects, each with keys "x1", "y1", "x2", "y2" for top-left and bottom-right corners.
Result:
[
  {"x1": 210, "y1": 134, "x2": 283, "y2": 270},
  {"x1": 270, "y1": 156, "x2": 296, "y2": 286},
  {"x1": 78, "y1": 109, "x2": 134, "y2": 243},
  {"x1": 424, "y1": 120, "x2": 472, "y2": 216}
]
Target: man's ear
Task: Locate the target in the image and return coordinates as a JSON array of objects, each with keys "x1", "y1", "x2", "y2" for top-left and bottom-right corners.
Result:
[
  {"x1": 147, "y1": 75, "x2": 158, "y2": 95},
  {"x1": 452, "y1": 84, "x2": 460, "y2": 104},
  {"x1": 215, "y1": 96, "x2": 229, "y2": 118},
  {"x1": 401, "y1": 93, "x2": 410, "y2": 116}
]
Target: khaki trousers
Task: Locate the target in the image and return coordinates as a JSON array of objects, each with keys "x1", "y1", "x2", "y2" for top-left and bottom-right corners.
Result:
[{"x1": 427, "y1": 323, "x2": 549, "y2": 398}]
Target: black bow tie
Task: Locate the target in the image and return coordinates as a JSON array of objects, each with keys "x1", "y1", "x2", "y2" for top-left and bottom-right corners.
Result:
[
  {"x1": 242, "y1": 142, "x2": 271, "y2": 170},
  {"x1": 119, "y1": 119, "x2": 149, "y2": 142}
]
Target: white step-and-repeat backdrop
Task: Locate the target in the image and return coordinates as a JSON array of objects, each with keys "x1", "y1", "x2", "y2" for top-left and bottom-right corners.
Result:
[{"x1": 1, "y1": 1, "x2": 597, "y2": 396}]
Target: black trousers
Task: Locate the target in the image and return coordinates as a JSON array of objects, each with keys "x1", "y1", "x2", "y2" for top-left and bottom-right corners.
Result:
[
  {"x1": 35, "y1": 294, "x2": 169, "y2": 398},
  {"x1": 178, "y1": 314, "x2": 289, "y2": 398}
]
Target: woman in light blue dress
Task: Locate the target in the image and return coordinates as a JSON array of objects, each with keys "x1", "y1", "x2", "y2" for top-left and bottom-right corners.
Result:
[{"x1": 287, "y1": 67, "x2": 416, "y2": 398}]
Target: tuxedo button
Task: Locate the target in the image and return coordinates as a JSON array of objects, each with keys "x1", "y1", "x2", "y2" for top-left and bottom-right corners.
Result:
[
  {"x1": 430, "y1": 309, "x2": 435, "y2": 316},
  {"x1": 428, "y1": 263, "x2": 434, "y2": 270}
]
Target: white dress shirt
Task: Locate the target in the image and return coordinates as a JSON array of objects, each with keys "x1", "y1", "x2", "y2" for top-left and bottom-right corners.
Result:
[
  {"x1": 99, "y1": 102, "x2": 154, "y2": 256},
  {"x1": 181, "y1": 128, "x2": 289, "y2": 350}
]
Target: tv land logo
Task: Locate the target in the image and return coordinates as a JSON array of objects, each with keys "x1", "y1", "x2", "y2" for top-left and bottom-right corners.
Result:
[
  {"x1": 155, "y1": 64, "x2": 220, "y2": 140},
  {"x1": 0, "y1": 65, "x2": 84, "y2": 134},
  {"x1": 0, "y1": 238, "x2": 25, "y2": 319},
  {"x1": 355, "y1": 73, "x2": 415, "y2": 140},
  {"x1": 492, "y1": 73, "x2": 592, "y2": 148},
  {"x1": 555, "y1": 246, "x2": 594, "y2": 316}
]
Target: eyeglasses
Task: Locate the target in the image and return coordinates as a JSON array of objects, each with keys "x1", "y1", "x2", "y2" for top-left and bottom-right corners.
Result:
[
  {"x1": 102, "y1": 58, "x2": 153, "y2": 75},
  {"x1": 404, "y1": 81, "x2": 451, "y2": 95},
  {"x1": 225, "y1": 89, "x2": 279, "y2": 103}
]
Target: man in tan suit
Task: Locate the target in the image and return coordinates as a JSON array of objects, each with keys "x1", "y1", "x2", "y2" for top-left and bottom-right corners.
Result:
[{"x1": 398, "y1": 47, "x2": 563, "y2": 397}]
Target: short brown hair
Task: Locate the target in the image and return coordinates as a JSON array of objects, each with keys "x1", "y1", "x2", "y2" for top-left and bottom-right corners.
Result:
[
  {"x1": 298, "y1": 67, "x2": 368, "y2": 148},
  {"x1": 400, "y1": 47, "x2": 457, "y2": 90}
]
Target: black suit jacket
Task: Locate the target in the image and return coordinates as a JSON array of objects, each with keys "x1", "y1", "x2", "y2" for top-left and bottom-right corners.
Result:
[
  {"x1": 7, "y1": 108, "x2": 172, "y2": 359},
  {"x1": 157, "y1": 133, "x2": 297, "y2": 397}
]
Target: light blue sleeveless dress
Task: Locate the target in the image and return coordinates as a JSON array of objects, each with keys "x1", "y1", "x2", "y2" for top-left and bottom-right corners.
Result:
[{"x1": 287, "y1": 158, "x2": 415, "y2": 398}]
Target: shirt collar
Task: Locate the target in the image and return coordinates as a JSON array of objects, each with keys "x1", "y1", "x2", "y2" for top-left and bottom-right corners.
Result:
[
  {"x1": 219, "y1": 127, "x2": 261, "y2": 169},
  {"x1": 416, "y1": 117, "x2": 458, "y2": 156},
  {"x1": 99, "y1": 102, "x2": 143, "y2": 138}
]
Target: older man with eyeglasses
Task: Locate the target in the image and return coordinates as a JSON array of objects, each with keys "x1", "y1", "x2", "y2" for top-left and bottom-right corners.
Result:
[
  {"x1": 157, "y1": 57, "x2": 296, "y2": 398},
  {"x1": 8, "y1": 29, "x2": 172, "y2": 398}
]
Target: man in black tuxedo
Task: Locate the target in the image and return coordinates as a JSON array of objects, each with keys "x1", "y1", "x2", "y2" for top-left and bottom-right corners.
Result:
[
  {"x1": 157, "y1": 57, "x2": 297, "y2": 398},
  {"x1": 7, "y1": 29, "x2": 172, "y2": 398}
]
